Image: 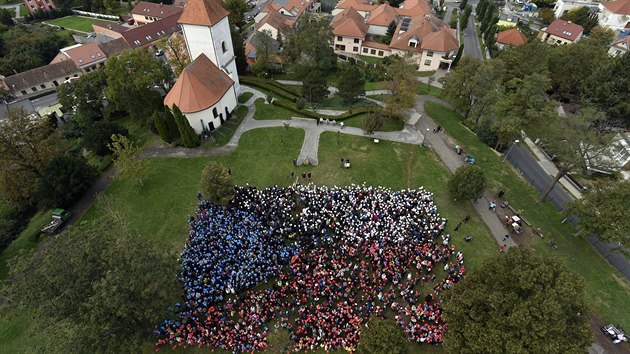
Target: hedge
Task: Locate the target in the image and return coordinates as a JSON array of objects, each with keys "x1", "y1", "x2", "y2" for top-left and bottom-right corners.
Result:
[
  {"x1": 271, "y1": 100, "x2": 373, "y2": 121},
  {"x1": 240, "y1": 77, "x2": 302, "y2": 102}
]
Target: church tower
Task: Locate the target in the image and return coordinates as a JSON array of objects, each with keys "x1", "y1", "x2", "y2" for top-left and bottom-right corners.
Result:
[{"x1": 178, "y1": 0, "x2": 240, "y2": 93}]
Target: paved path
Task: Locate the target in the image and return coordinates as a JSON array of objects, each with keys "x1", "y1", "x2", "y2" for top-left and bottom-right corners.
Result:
[{"x1": 414, "y1": 96, "x2": 516, "y2": 249}]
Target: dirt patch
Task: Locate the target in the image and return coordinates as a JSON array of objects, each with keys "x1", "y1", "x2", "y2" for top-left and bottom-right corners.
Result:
[{"x1": 589, "y1": 312, "x2": 630, "y2": 354}]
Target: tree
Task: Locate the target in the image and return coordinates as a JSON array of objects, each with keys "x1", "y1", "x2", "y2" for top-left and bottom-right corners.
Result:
[
  {"x1": 200, "y1": 160, "x2": 234, "y2": 205},
  {"x1": 565, "y1": 181, "x2": 630, "y2": 244},
  {"x1": 156, "y1": 33, "x2": 190, "y2": 76},
  {"x1": 0, "y1": 198, "x2": 27, "y2": 253},
  {"x1": 460, "y1": 5, "x2": 472, "y2": 30},
  {"x1": 442, "y1": 247, "x2": 592, "y2": 354},
  {"x1": 495, "y1": 40, "x2": 551, "y2": 83},
  {"x1": 302, "y1": 69, "x2": 329, "y2": 104},
  {"x1": 230, "y1": 24, "x2": 248, "y2": 75},
  {"x1": 451, "y1": 43, "x2": 464, "y2": 67},
  {"x1": 539, "y1": 7, "x2": 555, "y2": 23},
  {"x1": 491, "y1": 72, "x2": 554, "y2": 129},
  {"x1": 153, "y1": 110, "x2": 171, "y2": 143},
  {"x1": 107, "y1": 134, "x2": 146, "y2": 186},
  {"x1": 37, "y1": 155, "x2": 97, "y2": 208},
  {"x1": 163, "y1": 105, "x2": 181, "y2": 141},
  {"x1": 5, "y1": 216, "x2": 178, "y2": 352},
  {"x1": 283, "y1": 14, "x2": 336, "y2": 78},
  {"x1": 251, "y1": 30, "x2": 275, "y2": 78},
  {"x1": 0, "y1": 8, "x2": 15, "y2": 27},
  {"x1": 459, "y1": 0, "x2": 468, "y2": 11},
  {"x1": 381, "y1": 55, "x2": 417, "y2": 121},
  {"x1": 385, "y1": 20, "x2": 397, "y2": 40},
  {"x1": 104, "y1": 49, "x2": 171, "y2": 119},
  {"x1": 362, "y1": 111, "x2": 383, "y2": 135},
  {"x1": 171, "y1": 104, "x2": 200, "y2": 147},
  {"x1": 357, "y1": 317, "x2": 407, "y2": 354},
  {"x1": 476, "y1": 0, "x2": 489, "y2": 21},
  {"x1": 83, "y1": 120, "x2": 129, "y2": 156},
  {"x1": 223, "y1": 0, "x2": 249, "y2": 27},
  {"x1": 448, "y1": 165, "x2": 486, "y2": 201},
  {"x1": 581, "y1": 53, "x2": 629, "y2": 127},
  {"x1": 337, "y1": 63, "x2": 365, "y2": 104},
  {"x1": 0, "y1": 108, "x2": 69, "y2": 208},
  {"x1": 537, "y1": 108, "x2": 613, "y2": 202}
]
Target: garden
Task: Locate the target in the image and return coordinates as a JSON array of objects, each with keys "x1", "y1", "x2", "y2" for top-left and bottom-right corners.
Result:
[{"x1": 45, "y1": 15, "x2": 116, "y2": 33}]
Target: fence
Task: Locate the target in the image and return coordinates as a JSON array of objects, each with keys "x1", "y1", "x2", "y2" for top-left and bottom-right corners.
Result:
[{"x1": 72, "y1": 10, "x2": 119, "y2": 20}]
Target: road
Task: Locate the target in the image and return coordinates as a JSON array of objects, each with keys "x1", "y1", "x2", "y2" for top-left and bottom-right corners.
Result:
[
  {"x1": 506, "y1": 144, "x2": 573, "y2": 211},
  {"x1": 30, "y1": 92, "x2": 59, "y2": 111},
  {"x1": 462, "y1": 14, "x2": 483, "y2": 59}
]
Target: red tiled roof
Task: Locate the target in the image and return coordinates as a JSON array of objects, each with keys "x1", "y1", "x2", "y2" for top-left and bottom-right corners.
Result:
[
  {"x1": 545, "y1": 19, "x2": 583, "y2": 41},
  {"x1": 389, "y1": 14, "x2": 445, "y2": 51},
  {"x1": 121, "y1": 12, "x2": 182, "y2": 48},
  {"x1": 602, "y1": 0, "x2": 630, "y2": 15},
  {"x1": 164, "y1": 54, "x2": 234, "y2": 113},
  {"x1": 131, "y1": 1, "x2": 183, "y2": 18},
  {"x1": 331, "y1": 7, "x2": 368, "y2": 38},
  {"x1": 255, "y1": 9, "x2": 293, "y2": 32},
  {"x1": 178, "y1": 0, "x2": 228, "y2": 26},
  {"x1": 366, "y1": 3, "x2": 398, "y2": 26},
  {"x1": 335, "y1": 0, "x2": 377, "y2": 12},
  {"x1": 362, "y1": 40, "x2": 389, "y2": 49},
  {"x1": 497, "y1": 28, "x2": 528, "y2": 46},
  {"x1": 421, "y1": 27, "x2": 458, "y2": 52},
  {"x1": 395, "y1": 0, "x2": 431, "y2": 17},
  {"x1": 58, "y1": 43, "x2": 107, "y2": 68},
  {"x1": 93, "y1": 22, "x2": 129, "y2": 34}
]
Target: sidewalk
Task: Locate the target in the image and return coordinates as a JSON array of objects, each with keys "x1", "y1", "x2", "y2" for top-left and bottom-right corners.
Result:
[{"x1": 520, "y1": 133, "x2": 583, "y2": 199}]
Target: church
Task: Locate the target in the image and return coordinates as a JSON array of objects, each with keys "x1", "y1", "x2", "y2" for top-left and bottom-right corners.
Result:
[{"x1": 164, "y1": 0, "x2": 240, "y2": 134}]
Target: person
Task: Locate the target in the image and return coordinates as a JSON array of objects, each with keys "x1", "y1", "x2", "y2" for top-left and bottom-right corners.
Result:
[
  {"x1": 227, "y1": 168, "x2": 232, "y2": 176},
  {"x1": 293, "y1": 159, "x2": 297, "y2": 166},
  {"x1": 453, "y1": 222, "x2": 462, "y2": 231},
  {"x1": 307, "y1": 172, "x2": 312, "y2": 179},
  {"x1": 463, "y1": 215, "x2": 470, "y2": 223},
  {"x1": 340, "y1": 122, "x2": 344, "y2": 129},
  {"x1": 489, "y1": 200, "x2": 497, "y2": 211},
  {"x1": 497, "y1": 190, "x2": 505, "y2": 198},
  {"x1": 465, "y1": 235, "x2": 473, "y2": 242},
  {"x1": 302, "y1": 172, "x2": 306, "y2": 179},
  {"x1": 503, "y1": 234, "x2": 509, "y2": 241},
  {"x1": 499, "y1": 244, "x2": 506, "y2": 252}
]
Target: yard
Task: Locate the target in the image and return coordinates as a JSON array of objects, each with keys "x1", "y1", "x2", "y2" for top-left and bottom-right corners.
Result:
[
  {"x1": 0, "y1": 127, "x2": 497, "y2": 352},
  {"x1": 424, "y1": 101, "x2": 630, "y2": 330},
  {"x1": 45, "y1": 15, "x2": 116, "y2": 33}
]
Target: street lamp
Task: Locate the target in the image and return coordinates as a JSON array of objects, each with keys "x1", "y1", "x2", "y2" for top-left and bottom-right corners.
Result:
[
  {"x1": 504, "y1": 139, "x2": 520, "y2": 161},
  {"x1": 421, "y1": 128, "x2": 430, "y2": 146}
]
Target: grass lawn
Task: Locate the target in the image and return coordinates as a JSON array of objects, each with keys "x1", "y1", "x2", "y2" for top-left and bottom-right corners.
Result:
[
  {"x1": 45, "y1": 16, "x2": 115, "y2": 33},
  {"x1": 366, "y1": 93, "x2": 390, "y2": 102},
  {"x1": 358, "y1": 55, "x2": 384, "y2": 64},
  {"x1": 418, "y1": 82, "x2": 447, "y2": 100},
  {"x1": 238, "y1": 92, "x2": 253, "y2": 104},
  {"x1": 365, "y1": 81, "x2": 384, "y2": 91},
  {"x1": 204, "y1": 105, "x2": 248, "y2": 147},
  {"x1": 253, "y1": 98, "x2": 296, "y2": 120},
  {"x1": 0, "y1": 210, "x2": 50, "y2": 279},
  {"x1": 416, "y1": 70, "x2": 436, "y2": 77},
  {"x1": 342, "y1": 114, "x2": 404, "y2": 132},
  {"x1": 424, "y1": 101, "x2": 630, "y2": 329},
  {"x1": 318, "y1": 95, "x2": 380, "y2": 110}
]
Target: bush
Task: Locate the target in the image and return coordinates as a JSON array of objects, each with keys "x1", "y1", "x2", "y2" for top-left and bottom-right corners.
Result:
[
  {"x1": 200, "y1": 161, "x2": 234, "y2": 205},
  {"x1": 295, "y1": 98, "x2": 305, "y2": 110},
  {"x1": 239, "y1": 76, "x2": 302, "y2": 102}
]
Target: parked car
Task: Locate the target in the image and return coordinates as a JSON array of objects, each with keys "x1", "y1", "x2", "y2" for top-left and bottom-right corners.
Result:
[
  {"x1": 465, "y1": 154, "x2": 476, "y2": 164},
  {"x1": 602, "y1": 324, "x2": 628, "y2": 344}
]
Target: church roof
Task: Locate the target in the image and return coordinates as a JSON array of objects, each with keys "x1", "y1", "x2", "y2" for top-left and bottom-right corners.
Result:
[
  {"x1": 178, "y1": 0, "x2": 229, "y2": 26},
  {"x1": 164, "y1": 54, "x2": 234, "y2": 113}
]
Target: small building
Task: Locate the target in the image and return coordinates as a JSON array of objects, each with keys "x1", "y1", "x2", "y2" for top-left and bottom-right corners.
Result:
[
  {"x1": 51, "y1": 43, "x2": 107, "y2": 73},
  {"x1": 23, "y1": 0, "x2": 55, "y2": 14},
  {"x1": 496, "y1": 28, "x2": 528, "y2": 50},
  {"x1": 254, "y1": 9, "x2": 293, "y2": 40},
  {"x1": 608, "y1": 34, "x2": 630, "y2": 56},
  {"x1": 538, "y1": 19, "x2": 584, "y2": 44},
  {"x1": 93, "y1": 13, "x2": 182, "y2": 49},
  {"x1": 332, "y1": 7, "x2": 369, "y2": 54},
  {"x1": 0, "y1": 60, "x2": 81, "y2": 98},
  {"x1": 131, "y1": 1, "x2": 184, "y2": 25},
  {"x1": 598, "y1": 0, "x2": 630, "y2": 32},
  {"x1": 164, "y1": 54, "x2": 237, "y2": 134}
]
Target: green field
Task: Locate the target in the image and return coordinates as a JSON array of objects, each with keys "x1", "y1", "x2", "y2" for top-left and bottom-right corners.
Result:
[
  {"x1": 45, "y1": 16, "x2": 116, "y2": 33},
  {"x1": 424, "y1": 101, "x2": 630, "y2": 329}
]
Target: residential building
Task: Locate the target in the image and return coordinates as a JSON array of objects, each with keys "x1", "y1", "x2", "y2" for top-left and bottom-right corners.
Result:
[
  {"x1": 366, "y1": 3, "x2": 398, "y2": 35},
  {"x1": 496, "y1": 28, "x2": 528, "y2": 50},
  {"x1": 332, "y1": 7, "x2": 369, "y2": 54},
  {"x1": 254, "y1": 9, "x2": 294, "y2": 40},
  {"x1": 553, "y1": 0, "x2": 599, "y2": 19},
  {"x1": 608, "y1": 34, "x2": 630, "y2": 55},
  {"x1": 538, "y1": 19, "x2": 583, "y2": 44},
  {"x1": 164, "y1": 0, "x2": 239, "y2": 134},
  {"x1": 23, "y1": 0, "x2": 55, "y2": 14},
  {"x1": 0, "y1": 60, "x2": 81, "y2": 98},
  {"x1": 598, "y1": 0, "x2": 630, "y2": 31},
  {"x1": 51, "y1": 43, "x2": 107, "y2": 73},
  {"x1": 257, "y1": 0, "x2": 320, "y2": 22},
  {"x1": 93, "y1": 13, "x2": 182, "y2": 49},
  {"x1": 131, "y1": 1, "x2": 184, "y2": 25}
]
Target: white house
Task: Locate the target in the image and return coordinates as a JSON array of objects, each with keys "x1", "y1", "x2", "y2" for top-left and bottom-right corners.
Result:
[
  {"x1": 608, "y1": 34, "x2": 630, "y2": 55},
  {"x1": 538, "y1": 19, "x2": 584, "y2": 44},
  {"x1": 598, "y1": 0, "x2": 630, "y2": 32},
  {"x1": 553, "y1": 0, "x2": 599, "y2": 19},
  {"x1": 164, "y1": 0, "x2": 240, "y2": 134}
]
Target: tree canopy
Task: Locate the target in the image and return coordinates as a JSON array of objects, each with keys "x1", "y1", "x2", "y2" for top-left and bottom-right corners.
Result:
[
  {"x1": 282, "y1": 14, "x2": 336, "y2": 78},
  {"x1": 448, "y1": 165, "x2": 486, "y2": 202},
  {"x1": 200, "y1": 160, "x2": 234, "y2": 205},
  {"x1": 442, "y1": 247, "x2": 592, "y2": 353},
  {"x1": 37, "y1": 155, "x2": 97, "y2": 208},
  {"x1": 337, "y1": 63, "x2": 366, "y2": 104},
  {"x1": 357, "y1": 317, "x2": 407, "y2": 354},
  {"x1": 566, "y1": 180, "x2": 630, "y2": 244},
  {"x1": 108, "y1": 134, "x2": 147, "y2": 186}
]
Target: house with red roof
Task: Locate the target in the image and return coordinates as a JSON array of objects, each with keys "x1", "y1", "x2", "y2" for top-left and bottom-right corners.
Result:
[
  {"x1": 51, "y1": 43, "x2": 107, "y2": 73},
  {"x1": 608, "y1": 34, "x2": 630, "y2": 56},
  {"x1": 598, "y1": 0, "x2": 630, "y2": 31},
  {"x1": 539, "y1": 19, "x2": 584, "y2": 45},
  {"x1": 496, "y1": 28, "x2": 528, "y2": 50},
  {"x1": 131, "y1": 1, "x2": 184, "y2": 25}
]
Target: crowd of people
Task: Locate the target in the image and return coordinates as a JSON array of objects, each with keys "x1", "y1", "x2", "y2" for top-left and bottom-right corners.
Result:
[{"x1": 155, "y1": 184, "x2": 465, "y2": 352}]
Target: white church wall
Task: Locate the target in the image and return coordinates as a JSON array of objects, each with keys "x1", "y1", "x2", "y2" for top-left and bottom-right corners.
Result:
[{"x1": 184, "y1": 86, "x2": 238, "y2": 134}]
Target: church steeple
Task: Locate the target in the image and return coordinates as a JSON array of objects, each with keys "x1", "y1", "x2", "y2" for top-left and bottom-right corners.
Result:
[{"x1": 178, "y1": 0, "x2": 229, "y2": 26}]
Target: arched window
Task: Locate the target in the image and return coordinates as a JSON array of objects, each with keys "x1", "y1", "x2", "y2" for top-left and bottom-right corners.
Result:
[
  {"x1": 221, "y1": 41, "x2": 227, "y2": 53},
  {"x1": 212, "y1": 107, "x2": 218, "y2": 117}
]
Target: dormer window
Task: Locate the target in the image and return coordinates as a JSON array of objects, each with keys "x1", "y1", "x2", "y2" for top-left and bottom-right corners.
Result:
[{"x1": 409, "y1": 41, "x2": 417, "y2": 48}]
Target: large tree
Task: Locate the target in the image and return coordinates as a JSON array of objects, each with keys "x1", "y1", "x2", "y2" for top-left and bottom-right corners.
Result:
[
  {"x1": 37, "y1": 155, "x2": 97, "y2": 208},
  {"x1": 103, "y1": 49, "x2": 171, "y2": 119},
  {"x1": 566, "y1": 181, "x2": 630, "y2": 244},
  {"x1": 108, "y1": 134, "x2": 147, "y2": 186},
  {"x1": 83, "y1": 120, "x2": 129, "y2": 156},
  {"x1": 200, "y1": 160, "x2": 234, "y2": 205},
  {"x1": 581, "y1": 52, "x2": 629, "y2": 128},
  {"x1": 442, "y1": 247, "x2": 592, "y2": 353},
  {"x1": 448, "y1": 165, "x2": 486, "y2": 202},
  {"x1": 0, "y1": 108, "x2": 69, "y2": 208},
  {"x1": 250, "y1": 30, "x2": 276, "y2": 78},
  {"x1": 561, "y1": 6, "x2": 599, "y2": 33},
  {"x1": 223, "y1": 0, "x2": 249, "y2": 27},
  {"x1": 172, "y1": 104, "x2": 200, "y2": 148},
  {"x1": 5, "y1": 216, "x2": 178, "y2": 352},
  {"x1": 155, "y1": 33, "x2": 190, "y2": 76},
  {"x1": 283, "y1": 14, "x2": 336, "y2": 78},
  {"x1": 381, "y1": 55, "x2": 417, "y2": 121},
  {"x1": 357, "y1": 317, "x2": 407, "y2": 354},
  {"x1": 302, "y1": 69, "x2": 329, "y2": 104},
  {"x1": 495, "y1": 40, "x2": 552, "y2": 83},
  {"x1": 537, "y1": 108, "x2": 613, "y2": 202},
  {"x1": 337, "y1": 63, "x2": 365, "y2": 104}
]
